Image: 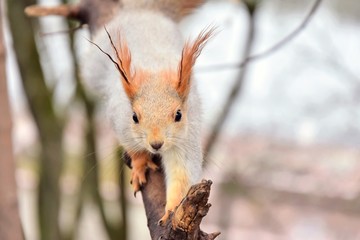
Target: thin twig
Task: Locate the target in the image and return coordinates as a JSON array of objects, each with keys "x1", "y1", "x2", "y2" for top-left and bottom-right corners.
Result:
[
  {"x1": 40, "y1": 24, "x2": 86, "y2": 37},
  {"x1": 204, "y1": 2, "x2": 257, "y2": 159},
  {"x1": 203, "y1": 0, "x2": 322, "y2": 158},
  {"x1": 197, "y1": 0, "x2": 322, "y2": 72},
  {"x1": 85, "y1": 38, "x2": 122, "y2": 73}
]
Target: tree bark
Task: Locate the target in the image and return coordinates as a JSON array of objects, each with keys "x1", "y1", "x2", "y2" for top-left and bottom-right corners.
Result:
[
  {"x1": 123, "y1": 155, "x2": 219, "y2": 240},
  {"x1": 0, "y1": 1, "x2": 24, "y2": 239}
]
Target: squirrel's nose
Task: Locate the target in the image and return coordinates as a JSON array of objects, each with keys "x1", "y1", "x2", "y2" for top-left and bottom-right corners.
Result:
[{"x1": 150, "y1": 142, "x2": 163, "y2": 151}]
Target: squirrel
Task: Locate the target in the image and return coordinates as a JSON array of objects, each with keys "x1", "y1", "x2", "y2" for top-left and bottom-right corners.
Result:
[{"x1": 82, "y1": 0, "x2": 214, "y2": 224}]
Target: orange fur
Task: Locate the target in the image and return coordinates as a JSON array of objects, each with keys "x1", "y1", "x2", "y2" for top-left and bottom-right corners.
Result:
[
  {"x1": 150, "y1": 127, "x2": 161, "y2": 139},
  {"x1": 146, "y1": 126, "x2": 164, "y2": 147},
  {"x1": 129, "y1": 151, "x2": 158, "y2": 193},
  {"x1": 133, "y1": 69, "x2": 149, "y2": 86},
  {"x1": 160, "y1": 70, "x2": 180, "y2": 91},
  {"x1": 117, "y1": 37, "x2": 132, "y2": 82},
  {"x1": 177, "y1": 27, "x2": 215, "y2": 99}
]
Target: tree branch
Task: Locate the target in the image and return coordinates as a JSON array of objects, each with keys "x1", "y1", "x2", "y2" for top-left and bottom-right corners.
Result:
[
  {"x1": 25, "y1": 0, "x2": 121, "y2": 33},
  {"x1": 197, "y1": 0, "x2": 322, "y2": 72},
  {"x1": 203, "y1": 0, "x2": 322, "y2": 158},
  {"x1": 123, "y1": 154, "x2": 219, "y2": 240},
  {"x1": 204, "y1": 1, "x2": 257, "y2": 158},
  {"x1": 24, "y1": 4, "x2": 81, "y2": 20},
  {"x1": 24, "y1": 0, "x2": 322, "y2": 71}
]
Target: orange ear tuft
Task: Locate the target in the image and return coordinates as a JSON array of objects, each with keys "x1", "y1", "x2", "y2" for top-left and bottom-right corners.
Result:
[
  {"x1": 177, "y1": 27, "x2": 215, "y2": 99},
  {"x1": 104, "y1": 27, "x2": 137, "y2": 99},
  {"x1": 116, "y1": 37, "x2": 136, "y2": 99}
]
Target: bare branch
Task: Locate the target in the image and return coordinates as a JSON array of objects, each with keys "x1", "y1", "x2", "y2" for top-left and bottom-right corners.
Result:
[
  {"x1": 204, "y1": 1, "x2": 257, "y2": 158},
  {"x1": 123, "y1": 155, "x2": 219, "y2": 240},
  {"x1": 40, "y1": 24, "x2": 86, "y2": 37},
  {"x1": 86, "y1": 38, "x2": 122, "y2": 73},
  {"x1": 197, "y1": 0, "x2": 322, "y2": 72},
  {"x1": 24, "y1": 1, "x2": 121, "y2": 33},
  {"x1": 25, "y1": 4, "x2": 82, "y2": 20},
  {"x1": 203, "y1": 0, "x2": 322, "y2": 158}
]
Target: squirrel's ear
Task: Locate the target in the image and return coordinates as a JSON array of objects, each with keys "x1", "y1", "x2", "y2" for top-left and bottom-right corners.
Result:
[
  {"x1": 177, "y1": 27, "x2": 214, "y2": 99},
  {"x1": 104, "y1": 28, "x2": 136, "y2": 99},
  {"x1": 115, "y1": 39, "x2": 136, "y2": 99}
]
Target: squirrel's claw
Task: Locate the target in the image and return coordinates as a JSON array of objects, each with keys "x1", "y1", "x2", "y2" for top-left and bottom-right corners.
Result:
[
  {"x1": 130, "y1": 170, "x2": 144, "y2": 196},
  {"x1": 158, "y1": 210, "x2": 171, "y2": 226},
  {"x1": 147, "y1": 160, "x2": 159, "y2": 171}
]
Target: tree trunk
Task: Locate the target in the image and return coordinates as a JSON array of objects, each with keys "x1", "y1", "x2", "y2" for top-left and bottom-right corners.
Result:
[
  {"x1": 0, "y1": 1, "x2": 24, "y2": 239},
  {"x1": 7, "y1": 0, "x2": 63, "y2": 239}
]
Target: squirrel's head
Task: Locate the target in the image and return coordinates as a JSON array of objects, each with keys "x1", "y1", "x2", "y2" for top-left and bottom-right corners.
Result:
[
  {"x1": 102, "y1": 27, "x2": 214, "y2": 153},
  {"x1": 127, "y1": 70, "x2": 188, "y2": 153}
]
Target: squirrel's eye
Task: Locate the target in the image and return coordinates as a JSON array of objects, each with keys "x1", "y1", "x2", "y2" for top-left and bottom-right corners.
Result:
[
  {"x1": 175, "y1": 110, "x2": 182, "y2": 122},
  {"x1": 132, "y1": 112, "x2": 139, "y2": 124}
]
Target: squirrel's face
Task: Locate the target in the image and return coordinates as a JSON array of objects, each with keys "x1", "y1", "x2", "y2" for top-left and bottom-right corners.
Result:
[
  {"x1": 100, "y1": 27, "x2": 214, "y2": 153},
  {"x1": 129, "y1": 73, "x2": 188, "y2": 154}
]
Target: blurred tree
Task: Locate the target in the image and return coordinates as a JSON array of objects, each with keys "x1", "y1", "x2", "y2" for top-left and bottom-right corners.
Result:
[
  {"x1": 62, "y1": 5, "x2": 128, "y2": 238},
  {"x1": 8, "y1": 0, "x2": 129, "y2": 238},
  {"x1": 0, "y1": 1, "x2": 24, "y2": 239},
  {"x1": 7, "y1": 0, "x2": 63, "y2": 239},
  {"x1": 204, "y1": 0, "x2": 258, "y2": 158}
]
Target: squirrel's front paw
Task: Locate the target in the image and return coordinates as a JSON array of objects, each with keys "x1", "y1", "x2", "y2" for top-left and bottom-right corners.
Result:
[
  {"x1": 158, "y1": 180, "x2": 189, "y2": 226},
  {"x1": 129, "y1": 152, "x2": 158, "y2": 196},
  {"x1": 130, "y1": 168, "x2": 146, "y2": 196}
]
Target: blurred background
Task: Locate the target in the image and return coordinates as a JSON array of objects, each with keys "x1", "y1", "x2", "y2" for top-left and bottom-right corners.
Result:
[{"x1": 3, "y1": 0, "x2": 360, "y2": 239}]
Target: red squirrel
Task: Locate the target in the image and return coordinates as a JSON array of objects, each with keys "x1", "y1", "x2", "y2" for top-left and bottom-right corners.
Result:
[{"x1": 83, "y1": 0, "x2": 214, "y2": 224}]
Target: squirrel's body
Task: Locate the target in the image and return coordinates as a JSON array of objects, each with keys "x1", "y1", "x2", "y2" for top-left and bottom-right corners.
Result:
[{"x1": 83, "y1": 0, "x2": 211, "y2": 223}]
